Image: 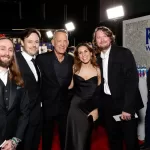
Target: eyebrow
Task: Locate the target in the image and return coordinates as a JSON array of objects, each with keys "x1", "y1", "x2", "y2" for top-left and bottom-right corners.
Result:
[
  {"x1": 0, "y1": 46, "x2": 6, "y2": 48},
  {"x1": 0, "y1": 46, "x2": 14, "y2": 49}
]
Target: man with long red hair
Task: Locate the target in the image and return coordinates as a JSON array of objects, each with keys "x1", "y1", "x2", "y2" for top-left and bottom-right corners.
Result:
[{"x1": 0, "y1": 37, "x2": 29, "y2": 150}]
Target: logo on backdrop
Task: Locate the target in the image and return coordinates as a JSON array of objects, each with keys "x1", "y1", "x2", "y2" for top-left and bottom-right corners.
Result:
[{"x1": 146, "y1": 28, "x2": 150, "y2": 51}]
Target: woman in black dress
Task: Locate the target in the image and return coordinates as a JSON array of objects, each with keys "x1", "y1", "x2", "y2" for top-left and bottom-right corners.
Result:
[{"x1": 65, "y1": 43, "x2": 101, "y2": 150}]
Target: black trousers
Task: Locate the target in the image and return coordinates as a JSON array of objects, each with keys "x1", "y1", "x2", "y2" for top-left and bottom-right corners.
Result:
[
  {"x1": 145, "y1": 99, "x2": 150, "y2": 146},
  {"x1": 102, "y1": 94, "x2": 140, "y2": 150},
  {"x1": 17, "y1": 121, "x2": 42, "y2": 150},
  {"x1": 42, "y1": 115, "x2": 67, "y2": 150}
]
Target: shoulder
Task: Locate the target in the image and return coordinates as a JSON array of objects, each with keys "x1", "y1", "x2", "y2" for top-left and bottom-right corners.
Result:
[
  {"x1": 67, "y1": 53, "x2": 74, "y2": 61},
  {"x1": 15, "y1": 51, "x2": 22, "y2": 58},
  {"x1": 112, "y1": 45, "x2": 132, "y2": 54},
  {"x1": 67, "y1": 53, "x2": 74, "y2": 64},
  {"x1": 36, "y1": 51, "x2": 52, "y2": 61},
  {"x1": 112, "y1": 45, "x2": 133, "y2": 59}
]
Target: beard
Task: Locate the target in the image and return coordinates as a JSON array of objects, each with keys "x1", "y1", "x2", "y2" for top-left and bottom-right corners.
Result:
[
  {"x1": 98, "y1": 45, "x2": 110, "y2": 51},
  {"x1": 97, "y1": 42, "x2": 111, "y2": 52},
  {"x1": 0, "y1": 56, "x2": 13, "y2": 68}
]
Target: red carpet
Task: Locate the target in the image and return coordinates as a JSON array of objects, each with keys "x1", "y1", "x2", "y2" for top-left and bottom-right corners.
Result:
[
  {"x1": 38, "y1": 126, "x2": 143, "y2": 150},
  {"x1": 38, "y1": 126, "x2": 109, "y2": 150}
]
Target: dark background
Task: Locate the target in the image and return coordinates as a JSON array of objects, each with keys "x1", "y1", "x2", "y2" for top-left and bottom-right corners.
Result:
[{"x1": 0, "y1": 0, "x2": 150, "y2": 46}]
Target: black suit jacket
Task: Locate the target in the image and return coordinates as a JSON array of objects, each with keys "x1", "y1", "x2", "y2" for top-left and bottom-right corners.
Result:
[
  {"x1": 36, "y1": 51, "x2": 74, "y2": 118},
  {"x1": 0, "y1": 80, "x2": 29, "y2": 144},
  {"x1": 97, "y1": 45, "x2": 144, "y2": 115},
  {"x1": 16, "y1": 52, "x2": 41, "y2": 125},
  {"x1": 147, "y1": 68, "x2": 150, "y2": 99}
]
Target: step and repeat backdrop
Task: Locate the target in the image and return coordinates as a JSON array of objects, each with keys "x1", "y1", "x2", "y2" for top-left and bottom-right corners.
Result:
[{"x1": 123, "y1": 15, "x2": 150, "y2": 140}]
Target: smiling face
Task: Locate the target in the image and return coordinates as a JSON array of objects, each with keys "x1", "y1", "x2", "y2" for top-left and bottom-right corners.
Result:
[
  {"x1": 77, "y1": 45, "x2": 92, "y2": 64},
  {"x1": 52, "y1": 31, "x2": 69, "y2": 55},
  {"x1": 0, "y1": 39, "x2": 14, "y2": 68},
  {"x1": 95, "y1": 30, "x2": 112, "y2": 51},
  {"x1": 22, "y1": 32, "x2": 40, "y2": 56}
]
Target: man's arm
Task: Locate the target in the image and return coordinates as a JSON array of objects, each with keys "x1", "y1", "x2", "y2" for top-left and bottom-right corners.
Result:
[
  {"x1": 122, "y1": 48, "x2": 139, "y2": 114},
  {"x1": 15, "y1": 89, "x2": 30, "y2": 140}
]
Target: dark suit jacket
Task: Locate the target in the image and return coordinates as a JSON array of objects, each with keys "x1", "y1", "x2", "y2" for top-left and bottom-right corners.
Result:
[
  {"x1": 16, "y1": 52, "x2": 41, "y2": 125},
  {"x1": 97, "y1": 45, "x2": 144, "y2": 115},
  {"x1": 147, "y1": 68, "x2": 150, "y2": 98},
  {"x1": 36, "y1": 51, "x2": 74, "y2": 118},
  {"x1": 0, "y1": 80, "x2": 29, "y2": 144}
]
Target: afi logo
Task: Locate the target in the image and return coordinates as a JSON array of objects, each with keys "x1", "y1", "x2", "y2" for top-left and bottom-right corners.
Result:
[{"x1": 146, "y1": 28, "x2": 150, "y2": 51}]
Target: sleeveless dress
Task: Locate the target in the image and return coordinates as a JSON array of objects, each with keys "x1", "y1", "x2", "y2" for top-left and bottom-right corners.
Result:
[{"x1": 65, "y1": 74, "x2": 98, "y2": 150}]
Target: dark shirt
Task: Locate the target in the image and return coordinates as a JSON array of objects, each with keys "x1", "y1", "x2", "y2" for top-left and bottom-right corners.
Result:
[{"x1": 53, "y1": 52, "x2": 68, "y2": 86}]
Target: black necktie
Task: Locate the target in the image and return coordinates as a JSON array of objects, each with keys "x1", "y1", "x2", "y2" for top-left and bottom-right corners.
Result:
[{"x1": 31, "y1": 58, "x2": 41, "y2": 83}]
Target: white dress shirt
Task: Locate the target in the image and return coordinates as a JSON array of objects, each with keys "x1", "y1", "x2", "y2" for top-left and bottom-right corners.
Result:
[
  {"x1": 21, "y1": 51, "x2": 38, "y2": 81},
  {"x1": 101, "y1": 46, "x2": 111, "y2": 95},
  {"x1": 0, "y1": 69, "x2": 8, "y2": 86}
]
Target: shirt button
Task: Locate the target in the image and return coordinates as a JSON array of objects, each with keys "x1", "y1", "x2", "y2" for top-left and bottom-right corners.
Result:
[
  {"x1": 6, "y1": 98, "x2": 8, "y2": 101},
  {"x1": 5, "y1": 90, "x2": 8, "y2": 92}
]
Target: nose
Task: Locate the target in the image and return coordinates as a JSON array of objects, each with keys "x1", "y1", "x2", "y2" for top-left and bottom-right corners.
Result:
[
  {"x1": 81, "y1": 53, "x2": 85, "y2": 57},
  {"x1": 5, "y1": 50, "x2": 9, "y2": 56},
  {"x1": 32, "y1": 42, "x2": 36, "y2": 47}
]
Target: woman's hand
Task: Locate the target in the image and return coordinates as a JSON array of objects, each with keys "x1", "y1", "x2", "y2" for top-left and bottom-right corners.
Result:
[{"x1": 88, "y1": 108, "x2": 99, "y2": 121}]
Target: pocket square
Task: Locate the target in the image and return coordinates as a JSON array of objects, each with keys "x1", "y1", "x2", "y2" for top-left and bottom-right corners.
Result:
[{"x1": 16, "y1": 86, "x2": 21, "y2": 90}]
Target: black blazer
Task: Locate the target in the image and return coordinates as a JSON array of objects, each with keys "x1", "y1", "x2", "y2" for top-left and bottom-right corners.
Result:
[
  {"x1": 147, "y1": 68, "x2": 150, "y2": 99},
  {"x1": 16, "y1": 52, "x2": 41, "y2": 125},
  {"x1": 36, "y1": 51, "x2": 74, "y2": 118},
  {"x1": 97, "y1": 45, "x2": 144, "y2": 114},
  {"x1": 0, "y1": 80, "x2": 29, "y2": 145}
]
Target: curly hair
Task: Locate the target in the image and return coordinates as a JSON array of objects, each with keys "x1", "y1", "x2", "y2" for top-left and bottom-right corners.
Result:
[{"x1": 74, "y1": 43, "x2": 98, "y2": 73}]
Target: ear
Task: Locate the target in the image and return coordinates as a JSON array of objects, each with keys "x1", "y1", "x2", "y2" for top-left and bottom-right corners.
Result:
[
  {"x1": 51, "y1": 39, "x2": 54, "y2": 46},
  {"x1": 21, "y1": 40, "x2": 24, "y2": 47}
]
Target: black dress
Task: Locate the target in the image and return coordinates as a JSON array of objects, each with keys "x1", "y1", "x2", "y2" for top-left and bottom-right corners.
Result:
[{"x1": 65, "y1": 74, "x2": 98, "y2": 150}]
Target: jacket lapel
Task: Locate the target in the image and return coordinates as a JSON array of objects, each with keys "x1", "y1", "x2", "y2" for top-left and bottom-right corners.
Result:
[
  {"x1": 16, "y1": 52, "x2": 37, "y2": 82},
  {"x1": 97, "y1": 54, "x2": 103, "y2": 77},
  {"x1": 108, "y1": 47, "x2": 113, "y2": 85},
  {"x1": 0, "y1": 81, "x2": 5, "y2": 109},
  {"x1": 8, "y1": 80, "x2": 16, "y2": 110},
  {"x1": 108, "y1": 46, "x2": 118, "y2": 90},
  {"x1": 50, "y1": 51, "x2": 60, "y2": 86}
]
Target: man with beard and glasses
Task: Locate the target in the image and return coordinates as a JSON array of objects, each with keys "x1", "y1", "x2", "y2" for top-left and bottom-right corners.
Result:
[
  {"x1": 16, "y1": 28, "x2": 42, "y2": 150},
  {"x1": 92, "y1": 26, "x2": 144, "y2": 150},
  {"x1": 0, "y1": 37, "x2": 29, "y2": 150}
]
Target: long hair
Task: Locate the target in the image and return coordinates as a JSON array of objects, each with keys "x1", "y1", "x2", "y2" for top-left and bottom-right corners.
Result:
[
  {"x1": 9, "y1": 53, "x2": 24, "y2": 87},
  {"x1": 92, "y1": 26, "x2": 115, "y2": 54},
  {"x1": 0, "y1": 37, "x2": 24, "y2": 87},
  {"x1": 74, "y1": 43, "x2": 98, "y2": 73}
]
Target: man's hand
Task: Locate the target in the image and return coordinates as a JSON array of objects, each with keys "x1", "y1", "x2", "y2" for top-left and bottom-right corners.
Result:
[
  {"x1": 88, "y1": 109, "x2": 99, "y2": 121},
  {"x1": 1, "y1": 140, "x2": 16, "y2": 150},
  {"x1": 121, "y1": 111, "x2": 131, "y2": 121}
]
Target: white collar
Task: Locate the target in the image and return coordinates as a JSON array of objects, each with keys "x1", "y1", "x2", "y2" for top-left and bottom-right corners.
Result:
[
  {"x1": 100, "y1": 46, "x2": 111, "y2": 59},
  {"x1": 22, "y1": 50, "x2": 35, "y2": 61},
  {"x1": 0, "y1": 68, "x2": 9, "y2": 75}
]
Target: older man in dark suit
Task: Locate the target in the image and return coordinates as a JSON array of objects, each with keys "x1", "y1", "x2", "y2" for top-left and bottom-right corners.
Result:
[{"x1": 36, "y1": 29, "x2": 74, "y2": 150}]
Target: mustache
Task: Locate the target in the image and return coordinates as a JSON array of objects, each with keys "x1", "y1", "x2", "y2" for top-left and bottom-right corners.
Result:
[{"x1": 1, "y1": 55, "x2": 11, "y2": 58}]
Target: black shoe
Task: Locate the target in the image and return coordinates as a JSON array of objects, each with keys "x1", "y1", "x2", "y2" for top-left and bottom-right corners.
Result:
[
  {"x1": 140, "y1": 143, "x2": 145, "y2": 149},
  {"x1": 140, "y1": 144, "x2": 150, "y2": 150}
]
